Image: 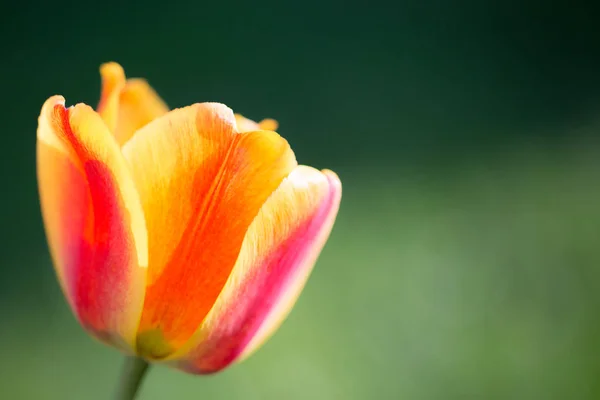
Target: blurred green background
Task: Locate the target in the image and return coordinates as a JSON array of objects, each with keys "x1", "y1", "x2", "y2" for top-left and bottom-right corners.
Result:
[{"x1": 2, "y1": 1, "x2": 600, "y2": 399}]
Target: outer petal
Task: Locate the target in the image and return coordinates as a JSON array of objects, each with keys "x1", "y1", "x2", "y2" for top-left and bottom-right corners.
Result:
[
  {"x1": 168, "y1": 166, "x2": 341, "y2": 373},
  {"x1": 122, "y1": 104, "x2": 297, "y2": 357},
  {"x1": 235, "y1": 114, "x2": 278, "y2": 132},
  {"x1": 97, "y1": 62, "x2": 169, "y2": 146},
  {"x1": 37, "y1": 96, "x2": 148, "y2": 351}
]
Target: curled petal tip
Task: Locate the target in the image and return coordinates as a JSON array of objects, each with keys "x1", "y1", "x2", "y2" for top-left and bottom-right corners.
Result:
[
  {"x1": 46, "y1": 94, "x2": 66, "y2": 104},
  {"x1": 322, "y1": 168, "x2": 341, "y2": 186},
  {"x1": 198, "y1": 102, "x2": 235, "y2": 116},
  {"x1": 99, "y1": 62, "x2": 126, "y2": 101},
  {"x1": 192, "y1": 102, "x2": 237, "y2": 130},
  {"x1": 40, "y1": 95, "x2": 66, "y2": 115},
  {"x1": 100, "y1": 62, "x2": 125, "y2": 79},
  {"x1": 38, "y1": 96, "x2": 69, "y2": 151}
]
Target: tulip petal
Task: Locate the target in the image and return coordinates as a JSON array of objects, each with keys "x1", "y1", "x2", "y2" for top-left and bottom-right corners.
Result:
[
  {"x1": 122, "y1": 104, "x2": 297, "y2": 357},
  {"x1": 97, "y1": 62, "x2": 169, "y2": 146},
  {"x1": 235, "y1": 114, "x2": 279, "y2": 132},
  {"x1": 168, "y1": 166, "x2": 341, "y2": 373},
  {"x1": 37, "y1": 96, "x2": 148, "y2": 351}
]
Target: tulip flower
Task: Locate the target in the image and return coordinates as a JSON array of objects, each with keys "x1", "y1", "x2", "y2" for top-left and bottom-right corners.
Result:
[{"x1": 37, "y1": 62, "x2": 341, "y2": 397}]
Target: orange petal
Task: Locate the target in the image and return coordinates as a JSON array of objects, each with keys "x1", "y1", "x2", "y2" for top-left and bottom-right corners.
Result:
[
  {"x1": 168, "y1": 167, "x2": 342, "y2": 373},
  {"x1": 97, "y1": 62, "x2": 169, "y2": 146},
  {"x1": 121, "y1": 104, "x2": 297, "y2": 357},
  {"x1": 235, "y1": 114, "x2": 279, "y2": 132},
  {"x1": 37, "y1": 96, "x2": 148, "y2": 351}
]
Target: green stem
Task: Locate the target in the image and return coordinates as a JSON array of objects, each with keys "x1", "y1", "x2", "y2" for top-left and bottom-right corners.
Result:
[{"x1": 114, "y1": 356, "x2": 150, "y2": 400}]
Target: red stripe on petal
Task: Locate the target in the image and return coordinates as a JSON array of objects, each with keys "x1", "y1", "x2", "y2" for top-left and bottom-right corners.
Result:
[
  {"x1": 37, "y1": 96, "x2": 148, "y2": 351},
  {"x1": 73, "y1": 160, "x2": 138, "y2": 342},
  {"x1": 176, "y1": 171, "x2": 340, "y2": 373}
]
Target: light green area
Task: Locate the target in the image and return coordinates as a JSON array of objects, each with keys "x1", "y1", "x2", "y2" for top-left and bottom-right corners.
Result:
[
  {"x1": 2, "y1": 145, "x2": 600, "y2": 399},
  {"x1": 136, "y1": 329, "x2": 175, "y2": 360}
]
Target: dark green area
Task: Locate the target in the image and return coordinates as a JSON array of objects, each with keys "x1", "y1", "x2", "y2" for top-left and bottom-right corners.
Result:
[{"x1": 2, "y1": 1, "x2": 600, "y2": 398}]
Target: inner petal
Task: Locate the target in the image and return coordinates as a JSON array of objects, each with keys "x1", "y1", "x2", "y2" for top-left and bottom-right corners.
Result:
[{"x1": 97, "y1": 62, "x2": 169, "y2": 146}]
